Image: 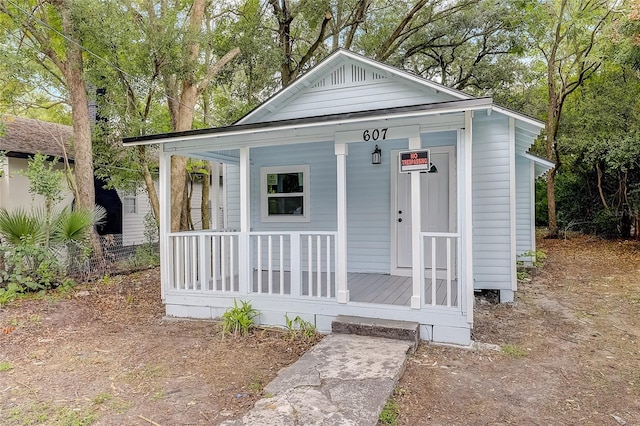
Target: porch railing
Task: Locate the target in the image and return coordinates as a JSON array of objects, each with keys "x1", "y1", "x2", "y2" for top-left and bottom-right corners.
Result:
[
  {"x1": 421, "y1": 232, "x2": 460, "y2": 308},
  {"x1": 168, "y1": 231, "x2": 239, "y2": 292},
  {"x1": 166, "y1": 231, "x2": 336, "y2": 299},
  {"x1": 166, "y1": 231, "x2": 460, "y2": 308},
  {"x1": 250, "y1": 232, "x2": 336, "y2": 299}
]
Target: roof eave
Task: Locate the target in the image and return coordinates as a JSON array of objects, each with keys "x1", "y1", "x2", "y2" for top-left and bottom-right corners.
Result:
[{"x1": 123, "y1": 97, "x2": 492, "y2": 147}]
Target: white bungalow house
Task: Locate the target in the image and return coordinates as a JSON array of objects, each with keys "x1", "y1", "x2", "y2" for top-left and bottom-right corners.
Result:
[{"x1": 123, "y1": 50, "x2": 553, "y2": 345}]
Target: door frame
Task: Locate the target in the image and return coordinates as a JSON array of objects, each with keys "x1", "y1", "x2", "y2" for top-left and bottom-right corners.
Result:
[{"x1": 390, "y1": 145, "x2": 457, "y2": 276}]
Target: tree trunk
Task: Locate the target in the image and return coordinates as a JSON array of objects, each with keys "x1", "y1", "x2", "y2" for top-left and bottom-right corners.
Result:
[
  {"x1": 201, "y1": 162, "x2": 211, "y2": 230},
  {"x1": 138, "y1": 146, "x2": 160, "y2": 224},
  {"x1": 181, "y1": 175, "x2": 191, "y2": 231},
  {"x1": 596, "y1": 162, "x2": 608, "y2": 209},
  {"x1": 546, "y1": 84, "x2": 561, "y2": 238},
  {"x1": 170, "y1": 85, "x2": 197, "y2": 231},
  {"x1": 546, "y1": 167, "x2": 558, "y2": 237},
  {"x1": 59, "y1": 3, "x2": 100, "y2": 254},
  {"x1": 61, "y1": 12, "x2": 94, "y2": 212}
]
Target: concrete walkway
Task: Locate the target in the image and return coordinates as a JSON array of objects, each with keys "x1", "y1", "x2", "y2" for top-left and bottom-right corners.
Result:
[{"x1": 221, "y1": 334, "x2": 413, "y2": 425}]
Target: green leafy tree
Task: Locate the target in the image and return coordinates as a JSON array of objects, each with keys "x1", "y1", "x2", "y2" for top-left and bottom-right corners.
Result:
[
  {"x1": 558, "y1": 63, "x2": 640, "y2": 236},
  {"x1": 22, "y1": 153, "x2": 65, "y2": 242},
  {"x1": 525, "y1": 0, "x2": 617, "y2": 238},
  {"x1": 0, "y1": 0, "x2": 97, "y2": 213},
  {"x1": 395, "y1": 0, "x2": 528, "y2": 93}
]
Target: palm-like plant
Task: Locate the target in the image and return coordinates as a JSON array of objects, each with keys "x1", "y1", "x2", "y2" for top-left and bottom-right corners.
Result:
[
  {"x1": 0, "y1": 205, "x2": 106, "y2": 289},
  {"x1": 52, "y1": 206, "x2": 106, "y2": 244},
  {"x1": 0, "y1": 208, "x2": 47, "y2": 246}
]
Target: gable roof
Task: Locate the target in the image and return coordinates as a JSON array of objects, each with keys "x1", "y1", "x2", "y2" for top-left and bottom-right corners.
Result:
[
  {"x1": 123, "y1": 49, "x2": 544, "y2": 147},
  {"x1": 0, "y1": 115, "x2": 73, "y2": 158},
  {"x1": 237, "y1": 49, "x2": 472, "y2": 125}
]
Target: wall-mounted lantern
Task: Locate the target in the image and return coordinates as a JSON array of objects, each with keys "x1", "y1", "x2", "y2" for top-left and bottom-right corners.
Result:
[{"x1": 371, "y1": 145, "x2": 382, "y2": 165}]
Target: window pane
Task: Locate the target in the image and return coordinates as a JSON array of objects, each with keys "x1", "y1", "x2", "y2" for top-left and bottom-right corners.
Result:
[
  {"x1": 267, "y1": 172, "x2": 303, "y2": 194},
  {"x1": 268, "y1": 196, "x2": 304, "y2": 215}
]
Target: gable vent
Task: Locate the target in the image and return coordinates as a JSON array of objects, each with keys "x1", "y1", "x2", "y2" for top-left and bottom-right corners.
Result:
[
  {"x1": 311, "y1": 78, "x2": 326, "y2": 89},
  {"x1": 351, "y1": 64, "x2": 366, "y2": 82},
  {"x1": 372, "y1": 72, "x2": 387, "y2": 80},
  {"x1": 331, "y1": 65, "x2": 346, "y2": 85}
]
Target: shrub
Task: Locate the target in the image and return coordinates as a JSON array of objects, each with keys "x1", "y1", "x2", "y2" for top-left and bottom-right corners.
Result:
[
  {"x1": 284, "y1": 314, "x2": 317, "y2": 342},
  {"x1": 221, "y1": 299, "x2": 258, "y2": 337}
]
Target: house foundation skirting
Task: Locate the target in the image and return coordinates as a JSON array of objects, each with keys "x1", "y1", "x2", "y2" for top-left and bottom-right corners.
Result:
[{"x1": 163, "y1": 293, "x2": 471, "y2": 346}]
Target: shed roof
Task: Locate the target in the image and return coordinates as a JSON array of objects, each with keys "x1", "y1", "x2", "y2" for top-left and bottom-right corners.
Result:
[{"x1": 0, "y1": 115, "x2": 73, "y2": 158}]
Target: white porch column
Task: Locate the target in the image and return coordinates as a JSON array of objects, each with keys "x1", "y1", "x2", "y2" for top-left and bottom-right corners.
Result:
[
  {"x1": 159, "y1": 145, "x2": 172, "y2": 301},
  {"x1": 463, "y1": 111, "x2": 474, "y2": 323},
  {"x1": 335, "y1": 143, "x2": 349, "y2": 303},
  {"x1": 409, "y1": 136, "x2": 423, "y2": 309},
  {"x1": 239, "y1": 147, "x2": 250, "y2": 295}
]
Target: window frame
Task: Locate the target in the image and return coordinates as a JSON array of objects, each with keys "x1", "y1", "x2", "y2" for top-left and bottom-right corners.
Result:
[
  {"x1": 260, "y1": 165, "x2": 310, "y2": 223},
  {"x1": 123, "y1": 195, "x2": 138, "y2": 214}
]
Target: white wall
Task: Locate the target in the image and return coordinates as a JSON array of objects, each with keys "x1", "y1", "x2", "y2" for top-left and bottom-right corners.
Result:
[
  {"x1": 472, "y1": 112, "x2": 512, "y2": 290},
  {"x1": 0, "y1": 157, "x2": 74, "y2": 212}
]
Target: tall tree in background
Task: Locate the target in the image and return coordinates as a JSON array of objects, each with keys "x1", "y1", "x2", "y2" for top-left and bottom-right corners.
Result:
[
  {"x1": 527, "y1": 0, "x2": 616, "y2": 238},
  {"x1": 128, "y1": 0, "x2": 240, "y2": 231},
  {"x1": 268, "y1": 0, "x2": 333, "y2": 86},
  {"x1": 559, "y1": 64, "x2": 640, "y2": 237},
  {"x1": 396, "y1": 0, "x2": 527, "y2": 93},
  {"x1": 0, "y1": 0, "x2": 96, "y2": 211}
]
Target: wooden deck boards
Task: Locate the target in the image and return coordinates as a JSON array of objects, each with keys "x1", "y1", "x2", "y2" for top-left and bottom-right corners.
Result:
[{"x1": 206, "y1": 270, "x2": 458, "y2": 307}]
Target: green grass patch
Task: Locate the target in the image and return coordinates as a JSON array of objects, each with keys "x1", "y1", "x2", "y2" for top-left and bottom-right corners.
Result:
[
  {"x1": 0, "y1": 361, "x2": 14, "y2": 372},
  {"x1": 379, "y1": 399, "x2": 399, "y2": 425},
  {"x1": 92, "y1": 392, "x2": 112, "y2": 405},
  {"x1": 8, "y1": 402, "x2": 96, "y2": 426},
  {"x1": 501, "y1": 344, "x2": 528, "y2": 358}
]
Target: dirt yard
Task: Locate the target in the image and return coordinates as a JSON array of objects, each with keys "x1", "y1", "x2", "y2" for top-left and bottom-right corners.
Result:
[
  {"x1": 1, "y1": 234, "x2": 638, "y2": 425},
  {"x1": 395, "y1": 234, "x2": 640, "y2": 425},
  {"x1": 0, "y1": 271, "x2": 317, "y2": 425}
]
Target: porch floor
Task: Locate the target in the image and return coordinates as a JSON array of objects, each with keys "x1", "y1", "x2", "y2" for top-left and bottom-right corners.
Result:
[{"x1": 209, "y1": 271, "x2": 458, "y2": 307}]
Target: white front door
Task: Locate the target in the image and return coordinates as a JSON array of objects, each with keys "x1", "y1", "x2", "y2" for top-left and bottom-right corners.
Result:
[{"x1": 393, "y1": 146, "x2": 455, "y2": 272}]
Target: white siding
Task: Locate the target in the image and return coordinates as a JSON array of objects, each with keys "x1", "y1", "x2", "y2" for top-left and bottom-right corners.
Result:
[
  {"x1": 121, "y1": 181, "x2": 210, "y2": 246},
  {"x1": 251, "y1": 142, "x2": 337, "y2": 232},
  {"x1": 472, "y1": 112, "x2": 512, "y2": 290},
  {"x1": 515, "y1": 155, "x2": 533, "y2": 255},
  {"x1": 246, "y1": 62, "x2": 455, "y2": 123},
  {"x1": 121, "y1": 190, "x2": 153, "y2": 246},
  {"x1": 225, "y1": 132, "x2": 457, "y2": 274},
  {"x1": 1, "y1": 157, "x2": 74, "y2": 212}
]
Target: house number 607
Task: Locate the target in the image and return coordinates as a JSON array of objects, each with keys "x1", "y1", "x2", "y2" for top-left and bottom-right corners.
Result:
[{"x1": 362, "y1": 128, "x2": 388, "y2": 141}]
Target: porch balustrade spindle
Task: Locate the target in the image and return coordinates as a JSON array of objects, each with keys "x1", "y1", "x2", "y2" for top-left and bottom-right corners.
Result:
[
  {"x1": 446, "y1": 238, "x2": 452, "y2": 307},
  {"x1": 191, "y1": 236, "x2": 197, "y2": 290},
  {"x1": 178, "y1": 237, "x2": 185, "y2": 290},
  {"x1": 268, "y1": 235, "x2": 273, "y2": 294},
  {"x1": 316, "y1": 236, "x2": 321, "y2": 297},
  {"x1": 279, "y1": 235, "x2": 285, "y2": 295},
  {"x1": 326, "y1": 235, "x2": 331, "y2": 298},
  {"x1": 199, "y1": 235, "x2": 207, "y2": 291},
  {"x1": 257, "y1": 235, "x2": 262, "y2": 293},
  {"x1": 221, "y1": 235, "x2": 227, "y2": 292},
  {"x1": 230, "y1": 235, "x2": 235, "y2": 292},
  {"x1": 431, "y1": 237, "x2": 437, "y2": 306},
  {"x1": 307, "y1": 235, "x2": 313, "y2": 296},
  {"x1": 214, "y1": 235, "x2": 220, "y2": 290}
]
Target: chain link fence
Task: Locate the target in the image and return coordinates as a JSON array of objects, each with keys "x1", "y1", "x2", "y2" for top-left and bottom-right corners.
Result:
[{"x1": 68, "y1": 234, "x2": 160, "y2": 281}]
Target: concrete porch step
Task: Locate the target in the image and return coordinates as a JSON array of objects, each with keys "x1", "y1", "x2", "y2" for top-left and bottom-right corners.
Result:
[{"x1": 332, "y1": 315, "x2": 420, "y2": 351}]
